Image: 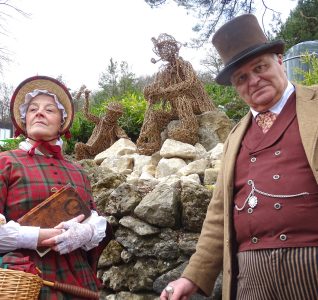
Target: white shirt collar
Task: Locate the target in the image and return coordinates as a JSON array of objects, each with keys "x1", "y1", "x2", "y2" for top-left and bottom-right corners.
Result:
[{"x1": 250, "y1": 81, "x2": 295, "y2": 118}]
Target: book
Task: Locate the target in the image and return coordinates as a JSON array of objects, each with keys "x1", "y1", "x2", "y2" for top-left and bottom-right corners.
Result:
[{"x1": 18, "y1": 183, "x2": 91, "y2": 256}]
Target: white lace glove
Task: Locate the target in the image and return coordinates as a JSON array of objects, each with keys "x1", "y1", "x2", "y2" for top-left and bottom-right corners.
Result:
[{"x1": 52, "y1": 216, "x2": 94, "y2": 255}]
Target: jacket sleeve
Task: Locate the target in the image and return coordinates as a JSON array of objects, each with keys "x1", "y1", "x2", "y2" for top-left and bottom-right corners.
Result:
[{"x1": 181, "y1": 141, "x2": 227, "y2": 296}]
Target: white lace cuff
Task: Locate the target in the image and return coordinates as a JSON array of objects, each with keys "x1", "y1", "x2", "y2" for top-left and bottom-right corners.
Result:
[{"x1": 81, "y1": 210, "x2": 106, "y2": 251}]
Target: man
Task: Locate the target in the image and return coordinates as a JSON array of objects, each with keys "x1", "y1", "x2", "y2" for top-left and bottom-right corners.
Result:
[{"x1": 160, "y1": 14, "x2": 318, "y2": 300}]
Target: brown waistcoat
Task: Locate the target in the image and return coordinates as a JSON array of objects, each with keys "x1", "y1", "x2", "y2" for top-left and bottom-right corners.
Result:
[{"x1": 234, "y1": 93, "x2": 318, "y2": 251}]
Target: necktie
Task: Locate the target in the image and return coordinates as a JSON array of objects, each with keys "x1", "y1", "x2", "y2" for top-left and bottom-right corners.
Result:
[{"x1": 255, "y1": 111, "x2": 277, "y2": 133}]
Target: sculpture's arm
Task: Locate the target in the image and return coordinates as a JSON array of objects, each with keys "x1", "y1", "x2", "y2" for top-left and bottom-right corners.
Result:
[
  {"x1": 83, "y1": 90, "x2": 100, "y2": 124},
  {"x1": 144, "y1": 62, "x2": 196, "y2": 101},
  {"x1": 114, "y1": 126, "x2": 129, "y2": 139},
  {"x1": 159, "y1": 62, "x2": 196, "y2": 95}
]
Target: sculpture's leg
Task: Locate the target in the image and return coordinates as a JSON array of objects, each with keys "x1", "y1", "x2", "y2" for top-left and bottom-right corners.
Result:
[
  {"x1": 137, "y1": 109, "x2": 172, "y2": 155},
  {"x1": 168, "y1": 96, "x2": 199, "y2": 145},
  {"x1": 74, "y1": 142, "x2": 95, "y2": 160}
]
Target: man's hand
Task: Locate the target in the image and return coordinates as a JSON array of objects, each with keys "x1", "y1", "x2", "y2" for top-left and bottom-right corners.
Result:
[{"x1": 160, "y1": 278, "x2": 198, "y2": 300}]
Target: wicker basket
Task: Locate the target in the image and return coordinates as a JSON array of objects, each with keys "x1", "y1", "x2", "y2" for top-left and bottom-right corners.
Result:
[{"x1": 0, "y1": 268, "x2": 42, "y2": 300}]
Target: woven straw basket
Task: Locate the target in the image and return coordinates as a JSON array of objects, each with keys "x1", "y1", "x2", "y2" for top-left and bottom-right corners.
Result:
[{"x1": 0, "y1": 268, "x2": 42, "y2": 300}]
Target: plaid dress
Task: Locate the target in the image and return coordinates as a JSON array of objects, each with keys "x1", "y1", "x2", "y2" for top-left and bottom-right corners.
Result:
[{"x1": 0, "y1": 149, "x2": 100, "y2": 300}]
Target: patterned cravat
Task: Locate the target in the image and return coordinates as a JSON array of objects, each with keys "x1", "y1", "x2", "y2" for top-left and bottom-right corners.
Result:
[{"x1": 255, "y1": 111, "x2": 277, "y2": 133}]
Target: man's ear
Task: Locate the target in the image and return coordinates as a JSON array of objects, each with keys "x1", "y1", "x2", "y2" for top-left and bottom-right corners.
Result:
[{"x1": 277, "y1": 54, "x2": 284, "y2": 65}]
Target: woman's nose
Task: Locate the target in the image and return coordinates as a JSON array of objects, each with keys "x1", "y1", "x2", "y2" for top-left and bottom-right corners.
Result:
[{"x1": 35, "y1": 109, "x2": 45, "y2": 117}]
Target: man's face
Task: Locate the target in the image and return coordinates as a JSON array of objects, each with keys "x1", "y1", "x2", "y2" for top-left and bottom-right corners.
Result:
[{"x1": 231, "y1": 53, "x2": 288, "y2": 112}]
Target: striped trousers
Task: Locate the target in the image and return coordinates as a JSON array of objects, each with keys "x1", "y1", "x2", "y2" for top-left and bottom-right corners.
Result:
[{"x1": 236, "y1": 247, "x2": 318, "y2": 300}]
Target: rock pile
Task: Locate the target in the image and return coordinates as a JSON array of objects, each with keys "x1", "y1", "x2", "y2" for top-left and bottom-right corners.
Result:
[{"x1": 78, "y1": 111, "x2": 232, "y2": 300}]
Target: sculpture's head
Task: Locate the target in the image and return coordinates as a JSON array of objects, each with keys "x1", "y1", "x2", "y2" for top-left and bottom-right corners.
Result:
[
  {"x1": 106, "y1": 102, "x2": 124, "y2": 121},
  {"x1": 151, "y1": 33, "x2": 182, "y2": 64}
]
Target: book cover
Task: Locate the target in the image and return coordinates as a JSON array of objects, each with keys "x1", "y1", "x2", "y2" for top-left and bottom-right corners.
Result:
[{"x1": 18, "y1": 183, "x2": 91, "y2": 256}]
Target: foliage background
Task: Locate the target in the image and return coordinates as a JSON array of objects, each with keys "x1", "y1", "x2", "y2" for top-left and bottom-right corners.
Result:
[{"x1": 1, "y1": 0, "x2": 318, "y2": 153}]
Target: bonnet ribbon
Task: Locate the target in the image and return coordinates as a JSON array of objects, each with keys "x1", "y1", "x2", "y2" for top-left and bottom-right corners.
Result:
[{"x1": 27, "y1": 139, "x2": 64, "y2": 160}]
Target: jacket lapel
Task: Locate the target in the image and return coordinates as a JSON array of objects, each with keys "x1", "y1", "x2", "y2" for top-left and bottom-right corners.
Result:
[
  {"x1": 295, "y1": 84, "x2": 318, "y2": 170},
  {"x1": 223, "y1": 113, "x2": 251, "y2": 189}
]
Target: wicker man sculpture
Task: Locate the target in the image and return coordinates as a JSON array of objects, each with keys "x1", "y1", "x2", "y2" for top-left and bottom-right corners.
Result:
[
  {"x1": 136, "y1": 33, "x2": 216, "y2": 155},
  {"x1": 74, "y1": 89, "x2": 129, "y2": 160}
]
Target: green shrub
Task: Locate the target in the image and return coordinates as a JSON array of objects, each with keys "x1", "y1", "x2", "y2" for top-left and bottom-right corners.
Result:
[
  {"x1": 294, "y1": 53, "x2": 318, "y2": 86},
  {"x1": 117, "y1": 92, "x2": 147, "y2": 141},
  {"x1": 64, "y1": 91, "x2": 147, "y2": 153},
  {"x1": 0, "y1": 137, "x2": 24, "y2": 152},
  {"x1": 205, "y1": 82, "x2": 249, "y2": 122},
  {"x1": 64, "y1": 112, "x2": 95, "y2": 154}
]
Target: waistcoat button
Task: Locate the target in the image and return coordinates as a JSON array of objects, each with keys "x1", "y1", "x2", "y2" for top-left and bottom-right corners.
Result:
[
  {"x1": 274, "y1": 150, "x2": 281, "y2": 156},
  {"x1": 247, "y1": 180, "x2": 253, "y2": 185},
  {"x1": 274, "y1": 203, "x2": 282, "y2": 210},
  {"x1": 279, "y1": 234, "x2": 287, "y2": 241},
  {"x1": 247, "y1": 208, "x2": 253, "y2": 214},
  {"x1": 273, "y1": 174, "x2": 280, "y2": 180},
  {"x1": 250, "y1": 157, "x2": 256, "y2": 163},
  {"x1": 251, "y1": 237, "x2": 259, "y2": 244}
]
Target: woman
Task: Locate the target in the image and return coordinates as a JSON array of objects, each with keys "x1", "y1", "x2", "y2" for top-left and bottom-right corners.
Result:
[{"x1": 0, "y1": 75, "x2": 110, "y2": 299}]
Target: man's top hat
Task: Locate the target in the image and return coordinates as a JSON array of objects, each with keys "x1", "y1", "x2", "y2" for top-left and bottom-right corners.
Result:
[{"x1": 212, "y1": 14, "x2": 285, "y2": 85}]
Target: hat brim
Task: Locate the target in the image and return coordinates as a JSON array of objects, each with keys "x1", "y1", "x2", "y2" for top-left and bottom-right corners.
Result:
[
  {"x1": 10, "y1": 76, "x2": 74, "y2": 137},
  {"x1": 215, "y1": 40, "x2": 285, "y2": 86}
]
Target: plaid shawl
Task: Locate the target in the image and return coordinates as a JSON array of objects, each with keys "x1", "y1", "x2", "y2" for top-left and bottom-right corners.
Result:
[{"x1": 0, "y1": 149, "x2": 100, "y2": 300}]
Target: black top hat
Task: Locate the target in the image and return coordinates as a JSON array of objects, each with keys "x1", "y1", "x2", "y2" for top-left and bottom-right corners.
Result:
[{"x1": 212, "y1": 14, "x2": 285, "y2": 85}]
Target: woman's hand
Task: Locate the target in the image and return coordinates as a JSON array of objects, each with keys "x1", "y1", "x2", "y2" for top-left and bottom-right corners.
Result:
[
  {"x1": 41, "y1": 214, "x2": 94, "y2": 254},
  {"x1": 160, "y1": 278, "x2": 198, "y2": 300},
  {"x1": 37, "y1": 215, "x2": 84, "y2": 248},
  {"x1": 37, "y1": 228, "x2": 66, "y2": 247}
]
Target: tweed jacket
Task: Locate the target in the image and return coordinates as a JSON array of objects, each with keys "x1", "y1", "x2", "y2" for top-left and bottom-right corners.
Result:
[{"x1": 182, "y1": 83, "x2": 318, "y2": 300}]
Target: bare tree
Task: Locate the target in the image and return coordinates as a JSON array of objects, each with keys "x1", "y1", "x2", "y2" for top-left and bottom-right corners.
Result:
[
  {"x1": 0, "y1": 82, "x2": 13, "y2": 123},
  {"x1": 0, "y1": 0, "x2": 29, "y2": 71},
  {"x1": 200, "y1": 47, "x2": 223, "y2": 78},
  {"x1": 145, "y1": 0, "x2": 286, "y2": 47}
]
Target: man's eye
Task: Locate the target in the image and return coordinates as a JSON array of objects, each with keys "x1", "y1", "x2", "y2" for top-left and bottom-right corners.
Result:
[
  {"x1": 235, "y1": 74, "x2": 247, "y2": 85},
  {"x1": 255, "y1": 64, "x2": 267, "y2": 73}
]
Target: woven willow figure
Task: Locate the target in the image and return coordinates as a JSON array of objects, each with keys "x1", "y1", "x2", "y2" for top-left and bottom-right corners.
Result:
[
  {"x1": 74, "y1": 90, "x2": 128, "y2": 160},
  {"x1": 137, "y1": 33, "x2": 216, "y2": 155}
]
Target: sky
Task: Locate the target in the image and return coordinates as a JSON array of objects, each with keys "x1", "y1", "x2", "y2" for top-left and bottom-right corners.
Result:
[{"x1": 1, "y1": 0, "x2": 297, "y2": 92}]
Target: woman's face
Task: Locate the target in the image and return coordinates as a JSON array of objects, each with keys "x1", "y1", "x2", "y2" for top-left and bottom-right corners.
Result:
[{"x1": 25, "y1": 94, "x2": 62, "y2": 141}]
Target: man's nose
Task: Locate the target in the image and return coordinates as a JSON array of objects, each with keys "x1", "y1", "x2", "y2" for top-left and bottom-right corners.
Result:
[{"x1": 248, "y1": 72, "x2": 261, "y2": 85}]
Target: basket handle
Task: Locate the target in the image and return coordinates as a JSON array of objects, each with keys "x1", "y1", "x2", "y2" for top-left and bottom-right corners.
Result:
[{"x1": 43, "y1": 280, "x2": 99, "y2": 299}]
